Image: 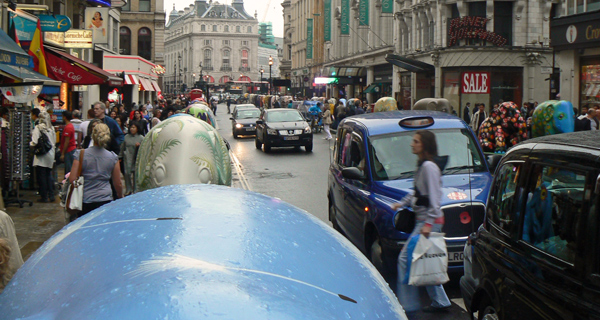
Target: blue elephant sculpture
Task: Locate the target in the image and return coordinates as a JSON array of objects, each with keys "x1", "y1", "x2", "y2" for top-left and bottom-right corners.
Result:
[{"x1": 531, "y1": 100, "x2": 575, "y2": 138}]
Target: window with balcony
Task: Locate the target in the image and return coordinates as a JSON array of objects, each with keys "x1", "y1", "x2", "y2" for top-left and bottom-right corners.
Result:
[
  {"x1": 221, "y1": 50, "x2": 231, "y2": 71},
  {"x1": 240, "y1": 49, "x2": 249, "y2": 72},
  {"x1": 204, "y1": 49, "x2": 213, "y2": 71}
]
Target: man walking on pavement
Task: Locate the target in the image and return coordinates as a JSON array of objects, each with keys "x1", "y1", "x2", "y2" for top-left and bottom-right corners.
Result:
[
  {"x1": 93, "y1": 101, "x2": 124, "y2": 147},
  {"x1": 463, "y1": 102, "x2": 470, "y2": 123},
  {"x1": 470, "y1": 103, "x2": 487, "y2": 134},
  {"x1": 60, "y1": 111, "x2": 77, "y2": 175}
]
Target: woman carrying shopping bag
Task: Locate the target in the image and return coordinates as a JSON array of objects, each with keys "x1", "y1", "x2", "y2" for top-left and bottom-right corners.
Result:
[
  {"x1": 68, "y1": 123, "x2": 123, "y2": 221},
  {"x1": 30, "y1": 112, "x2": 56, "y2": 203},
  {"x1": 391, "y1": 130, "x2": 451, "y2": 316}
]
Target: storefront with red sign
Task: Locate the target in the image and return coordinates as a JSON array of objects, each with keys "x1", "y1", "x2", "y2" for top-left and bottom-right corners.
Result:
[{"x1": 443, "y1": 67, "x2": 523, "y2": 112}]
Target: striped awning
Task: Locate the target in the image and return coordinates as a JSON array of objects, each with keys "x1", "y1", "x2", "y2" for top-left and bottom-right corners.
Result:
[
  {"x1": 124, "y1": 74, "x2": 139, "y2": 85},
  {"x1": 139, "y1": 78, "x2": 154, "y2": 91},
  {"x1": 151, "y1": 80, "x2": 161, "y2": 92}
]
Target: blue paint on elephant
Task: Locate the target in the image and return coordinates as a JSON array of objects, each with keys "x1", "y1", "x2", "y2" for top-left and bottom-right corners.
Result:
[
  {"x1": 0, "y1": 185, "x2": 407, "y2": 319},
  {"x1": 532, "y1": 100, "x2": 575, "y2": 137}
]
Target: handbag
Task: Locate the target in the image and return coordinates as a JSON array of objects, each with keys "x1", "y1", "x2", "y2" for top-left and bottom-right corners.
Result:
[
  {"x1": 394, "y1": 208, "x2": 416, "y2": 233},
  {"x1": 65, "y1": 150, "x2": 85, "y2": 219}
]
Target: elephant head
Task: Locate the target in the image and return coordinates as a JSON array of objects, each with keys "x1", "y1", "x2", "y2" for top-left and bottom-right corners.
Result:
[
  {"x1": 532, "y1": 100, "x2": 575, "y2": 137},
  {"x1": 135, "y1": 115, "x2": 232, "y2": 192}
]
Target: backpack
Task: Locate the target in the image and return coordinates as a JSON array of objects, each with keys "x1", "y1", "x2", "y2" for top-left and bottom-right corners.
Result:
[{"x1": 34, "y1": 131, "x2": 53, "y2": 156}]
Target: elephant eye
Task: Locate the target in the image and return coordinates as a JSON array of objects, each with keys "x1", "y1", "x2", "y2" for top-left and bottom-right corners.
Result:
[{"x1": 558, "y1": 113, "x2": 565, "y2": 120}]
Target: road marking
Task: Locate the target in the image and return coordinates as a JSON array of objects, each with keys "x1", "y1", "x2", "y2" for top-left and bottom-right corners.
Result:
[{"x1": 230, "y1": 150, "x2": 251, "y2": 191}]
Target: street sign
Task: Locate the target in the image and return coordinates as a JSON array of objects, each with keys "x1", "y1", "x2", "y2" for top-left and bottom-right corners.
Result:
[{"x1": 541, "y1": 67, "x2": 553, "y2": 74}]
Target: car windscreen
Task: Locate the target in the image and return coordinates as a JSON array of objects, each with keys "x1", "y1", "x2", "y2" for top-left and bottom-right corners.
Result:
[
  {"x1": 266, "y1": 111, "x2": 304, "y2": 122},
  {"x1": 237, "y1": 109, "x2": 260, "y2": 119},
  {"x1": 368, "y1": 128, "x2": 486, "y2": 180}
]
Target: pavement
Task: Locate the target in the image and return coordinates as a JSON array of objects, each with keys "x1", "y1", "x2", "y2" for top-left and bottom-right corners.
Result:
[{"x1": 4, "y1": 174, "x2": 66, "y2": 262}]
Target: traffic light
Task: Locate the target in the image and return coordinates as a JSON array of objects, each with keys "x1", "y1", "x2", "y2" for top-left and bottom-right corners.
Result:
[{"x1": 269, "y1": 56, "x2": 273, "y2": 65}]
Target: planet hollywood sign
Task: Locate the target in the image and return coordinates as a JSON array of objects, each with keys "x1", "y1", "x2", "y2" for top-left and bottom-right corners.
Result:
[{"x1": 448, "y1": 16, "x2": 507, "y2": 47}]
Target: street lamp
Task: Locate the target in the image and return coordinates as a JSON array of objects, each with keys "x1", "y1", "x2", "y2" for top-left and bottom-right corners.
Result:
[
  {"x1": 178, "y1": 53, "x2": 182, "y2": 93},
  {"x1": 260, "y1": 67, "x2": 264, "y2": 94},
  {"x1": 269, "y1": 56, "x2": 273, "y2": 95},
  {"x1": 193, "y1": 73, "x2": 196, "y2": 88}
]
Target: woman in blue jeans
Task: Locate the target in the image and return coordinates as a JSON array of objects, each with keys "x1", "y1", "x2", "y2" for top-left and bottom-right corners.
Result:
[{"x1": 391, "y1": 130, "x2": 451, "y2": 316}]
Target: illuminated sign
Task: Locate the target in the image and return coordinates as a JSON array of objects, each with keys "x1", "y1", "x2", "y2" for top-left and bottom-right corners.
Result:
[
  {"x1": 448, "y1": 16, "x2": 507, "y2": 47},
  {"x1": 45, "y1": 30, "x2": 93, "y2": 48},
  {"x1": 314, "y1": 77, "x2": 338, "y2": 84}
]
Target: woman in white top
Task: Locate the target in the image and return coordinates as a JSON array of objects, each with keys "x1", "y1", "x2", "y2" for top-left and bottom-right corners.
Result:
[{"x1": 30, "y1": 112, "x2": 56, "y2": 202}]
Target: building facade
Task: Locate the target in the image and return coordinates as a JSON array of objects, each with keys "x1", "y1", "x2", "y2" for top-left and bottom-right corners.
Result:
[
  {"x1": 119, "y1": 0, "x2": 166, "y2": 67},
  {"x1": 280, "y1": 0, "x2": 292, "y2": 82},
  {"x1": 164, "y1": 0, "x2": 259, "y2": 94},
  {"x1": 295, "y1": 0, "x2": 552, "y2": 113},
  {"x1": 550, "y1": 4, "x2": 600, "y2": 110}
]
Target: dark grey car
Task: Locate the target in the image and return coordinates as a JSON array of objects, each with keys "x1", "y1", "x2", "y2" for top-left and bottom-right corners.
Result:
[
  {"x1": 231, "y1": 108, "x2": 260, "y2": 138},
  {"x1": 255, "y1": 109, "x2": 313, "y2": 152}
]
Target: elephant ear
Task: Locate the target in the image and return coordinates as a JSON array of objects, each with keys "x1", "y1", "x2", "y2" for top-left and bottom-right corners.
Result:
[{"x1": 543, "y1": 104, "x2": 554, "y2": 122}]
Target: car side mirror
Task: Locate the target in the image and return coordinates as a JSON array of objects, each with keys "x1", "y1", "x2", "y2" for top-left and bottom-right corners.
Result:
[
  {"x1": 342, "y1": 167, "x2": 365, "y2": 180},
  {"x1": 486, "y1": 153, "x2": 503, "y2": 174},
  {"x1": 229, "y1": 117, "x2": 234, "y2": 120},
  {"x1": 256, "y1": 120, "x2": 264, "y2": 125}
]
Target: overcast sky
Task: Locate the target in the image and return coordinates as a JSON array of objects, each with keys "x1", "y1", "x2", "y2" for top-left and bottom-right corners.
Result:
[{"x1": 164, "y1": 0, "x2": 284, "y2": 37}]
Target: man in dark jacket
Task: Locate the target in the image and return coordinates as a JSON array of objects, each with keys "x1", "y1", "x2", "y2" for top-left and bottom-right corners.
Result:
[{"x1": 463, "y1": 102, "x2": 471, "y2": 123}]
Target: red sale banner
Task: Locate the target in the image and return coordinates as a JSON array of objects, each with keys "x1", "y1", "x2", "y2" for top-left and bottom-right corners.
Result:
[{"x1": 462, "y1": 72, "x2": 490, "y2": 94}]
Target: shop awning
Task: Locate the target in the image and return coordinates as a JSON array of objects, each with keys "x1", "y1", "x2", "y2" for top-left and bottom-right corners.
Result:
[
  {"x1": 139, "y1": 78, "x2": 154, "y2": 91},
  {"x1": 385, "y1": 54, "x2": 435, "y2": 73},
  {"x1": 0, "y1": 63, "x2": 61, "y2": 94},
  {"x1": 0, "y1": 28, "x2": 31, "y2": 68},
  {"x1": 124, "y1": 74, "x2": 139, "y2": 85},
  {"x1": 363, "y1": 84, "x2": 379, "y2": 94},
  {"x1": 151, "y1": 80, "x2": 161, "y2": 92},
  {"x1": 45, "y1": 47, "x2": 124, "y2": 86}
]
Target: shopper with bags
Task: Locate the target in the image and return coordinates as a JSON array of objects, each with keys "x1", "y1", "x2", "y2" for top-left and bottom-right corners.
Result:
[
  {"x1": 30, "y1": 112, "x2": 56, "y2": 203},
  {"x1": 68, "y1": 123, "x2": 123, "y2": 222},
  {"x1": 391, "y1": 130, "x2": 451, "y2": 316}
]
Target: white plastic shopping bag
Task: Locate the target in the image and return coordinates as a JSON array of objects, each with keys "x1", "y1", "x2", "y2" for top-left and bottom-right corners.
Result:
[
  {"x1": 408, "y1": 232, "x2": 449, "y2": 286},
  {"x1": 67, "y1": 176, "x2": 84, "y2": 211}
]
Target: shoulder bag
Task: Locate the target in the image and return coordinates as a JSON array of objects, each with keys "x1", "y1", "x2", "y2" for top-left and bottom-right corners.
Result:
[{"x1": 65, "y1": 150, "x2": 85, "y2": 220}]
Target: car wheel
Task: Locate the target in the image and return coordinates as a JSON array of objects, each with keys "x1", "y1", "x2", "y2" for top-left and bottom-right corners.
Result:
[
  {"x1": 329, "y1": 201, "x2": 342, "y2": 232},
  {"x1": 478, "y1": 297, "x2": 500, "y2": 320},
  {"x1": 255, "y1": 137, "x2": 262, "y2": 149},
  {"x1": 305, "y1": 143, "x2": 313, "y2": 152},
  {"x1": 263, "y1": 135, "x2": 271, "y2": 153},
  {"x1": 369, "y1": 234, "x2": 391, "y2": 278}
]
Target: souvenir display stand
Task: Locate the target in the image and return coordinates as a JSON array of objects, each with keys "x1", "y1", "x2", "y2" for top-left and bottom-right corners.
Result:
[{"x1": 4, "y1": 106, "x2": 33, "y2": 208}]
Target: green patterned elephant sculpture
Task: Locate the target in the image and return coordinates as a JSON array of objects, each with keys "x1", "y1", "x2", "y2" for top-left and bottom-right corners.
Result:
[
  {"x1": 135, "y1": 114, "x2": 232, "y2": 192},
  {"x1": 531, "y1": 100, "x2": 575, "y2": 138}
]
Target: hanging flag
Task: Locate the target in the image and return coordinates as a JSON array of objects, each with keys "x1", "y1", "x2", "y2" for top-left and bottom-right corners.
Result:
[
  {"x1": 8, "y1": 18, "x2": 21, "y2": 47},
  {"x1": 28, "y1": 19, "x2": 48, "y2": 76}
]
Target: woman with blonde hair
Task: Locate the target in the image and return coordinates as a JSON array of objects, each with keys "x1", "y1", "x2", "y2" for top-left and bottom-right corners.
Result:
[{"x1": 69, "y1": 123, "x2": 123, "y2": 221}]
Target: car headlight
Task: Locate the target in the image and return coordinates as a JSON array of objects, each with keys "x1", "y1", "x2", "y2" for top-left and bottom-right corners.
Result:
[
  {"x1": 304, "y1": 126, "x2": 312, "y2": 134},
  {"x1": 235, "y1": 123, "x2": 243, "y2": 128},
  {"x1": 267, "y1": 128, "x2": 278, "y2": 135}
]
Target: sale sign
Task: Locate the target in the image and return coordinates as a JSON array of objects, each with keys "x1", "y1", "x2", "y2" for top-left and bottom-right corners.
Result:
[{"x1": 462, "y1": 72, "x2": 490, "y2": 94}]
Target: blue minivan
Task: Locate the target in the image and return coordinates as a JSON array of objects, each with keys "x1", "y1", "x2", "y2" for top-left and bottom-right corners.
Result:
[{"x1": 328, "y1": 111, "x2": 493, "y2": 276}]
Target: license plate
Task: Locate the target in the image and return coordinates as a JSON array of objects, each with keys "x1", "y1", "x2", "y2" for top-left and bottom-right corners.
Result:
[
  {"x1": 448, "y1": 251, "x2": 464, "y2": 263},
  {"x1": 284, "y1": 136, "x2": 299, "y2": 140},
  {"x1": 245, "y1": 127, "x2": 255, "y2": 131}
]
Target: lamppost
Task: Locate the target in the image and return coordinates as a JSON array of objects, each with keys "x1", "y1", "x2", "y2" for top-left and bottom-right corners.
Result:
[
  {"x1": 192, "y1": 73, "x2": 196, "y2": 88},
  {"x1": 177, "y1": 53, "x2": 182, "y2": 93},
  {"x1": 260, "y1": 67, "x2": 264, "y2": 94},
  {"x1": 268, "y1": 56, "x2": 273, "y2": 95}
]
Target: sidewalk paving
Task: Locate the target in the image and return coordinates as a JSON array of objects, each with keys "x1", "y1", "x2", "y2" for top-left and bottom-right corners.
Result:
[{"x1": 4, "y1": 167, "x2": 67, "y2": 262}]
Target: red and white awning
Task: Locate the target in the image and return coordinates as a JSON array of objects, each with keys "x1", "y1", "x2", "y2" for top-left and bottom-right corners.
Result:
[
  {"x1": 139, "y1": 78, "x2": 154, "y2": 91},
  {"x1": 124, "y1": 74, "x2": 139, "y2": 85},
  {"x1": 151, "y1": 80, "x2": 161, "y2": 92}
]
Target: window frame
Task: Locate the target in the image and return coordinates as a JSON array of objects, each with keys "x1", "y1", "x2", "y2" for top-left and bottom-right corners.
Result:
[
  {"x1": 139, "y1": 0, "x2": 151, "y2": 12},
  {"x1": 516, "y1": 161, "x2": 592, "y2": 270},
  {"x1": 486, "y1": 160, "x2": 525, "y2": 236},
  {"x1": 137, "y1": 27, "x2": 152, "y2": 60}
]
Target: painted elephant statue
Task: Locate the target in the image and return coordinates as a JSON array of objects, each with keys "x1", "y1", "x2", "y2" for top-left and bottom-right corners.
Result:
[
  {"x1": 478, "y1": 101, "x2": 527, "y2": 153},
  {"x1": 185, "y1": 102, "x2": 218, "y2": 129},
  {"x1": 135, "y1": 114, "x2": 232, "y2": 192},
  {"x1": 531, "y1": 100, "x2": 575, "y2": 137},
  {"x1": 413, "y1": 98, "x2": 451, "y2": 113},
  {"x1": 373, "y1": 97, "x2": 398, "y2": 112}
]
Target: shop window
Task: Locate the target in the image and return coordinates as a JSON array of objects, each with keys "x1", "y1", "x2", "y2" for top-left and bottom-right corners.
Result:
[
  {"x1": 139, "y1": 0, "x2": 150, "y2": 12},
  {"x1": 520, "y1": 164, "x2": 588, "y2": 264},
  {"x1": 138, "y1": 28, "x2": 152, "y2": 60},
  {"x1": 580, "y1": 58, "x2": 600, "y2": 108},
  {"x1": 494, "y1": 1, "x2": 513, "y2": 46}
]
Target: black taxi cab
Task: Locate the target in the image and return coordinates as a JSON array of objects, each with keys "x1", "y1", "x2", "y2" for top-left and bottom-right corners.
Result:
[{"x1": 460, "y1": 131, "x2": 600, "y2": 320}]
